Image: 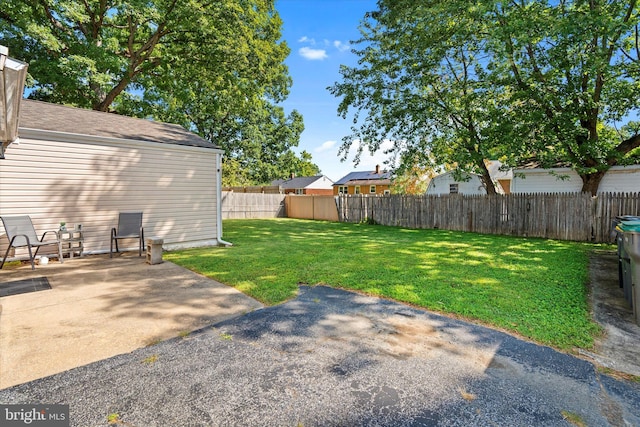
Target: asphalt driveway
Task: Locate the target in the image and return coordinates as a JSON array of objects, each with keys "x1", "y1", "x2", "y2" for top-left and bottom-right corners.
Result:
[{"x1": 1, "y1": 285, "x2": 639, "y2": 426}]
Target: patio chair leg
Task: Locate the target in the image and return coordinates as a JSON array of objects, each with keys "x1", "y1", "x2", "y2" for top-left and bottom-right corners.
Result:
[
  {"x1": 110, "y1": 235, "x2": 119, "y2": 258},
  {"x1": 0, "y1": 246, "x2": 11, "y2": 269},
  {"x1": 26, "y1": 245, "x2": 35, "y2": 270},
  {"x1": 58, "y1": 240, "x2": 64, "y2": 264}
]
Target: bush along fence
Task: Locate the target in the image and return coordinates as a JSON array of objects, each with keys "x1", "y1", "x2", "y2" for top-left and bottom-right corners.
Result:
[{"x1": 336, "y1": 192, "x2": 640, "y2": 243}]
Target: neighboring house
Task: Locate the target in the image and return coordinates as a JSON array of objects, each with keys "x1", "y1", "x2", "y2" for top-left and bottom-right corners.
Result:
[
  {"x1": 333, "y1": 165, "x2": 393, "y2": 195},
  {"x1": 425, "y1": 171, "x2": 488, "y2": 195},
  {"x1": 426, "y1": 161, "x2": 513, "y2": 196},
  {"x1": 485, "y1": 160, "x2": 513, "y2": 194},
  {"x1": 271, "y1": 175, "x2": 334, "y2": 195},
  {"x1": 0, "y1": 99, "x2": 227, "y2": 257},
  {"x1": 510, "y1": 164, "x2": 640, "y2": 194}
]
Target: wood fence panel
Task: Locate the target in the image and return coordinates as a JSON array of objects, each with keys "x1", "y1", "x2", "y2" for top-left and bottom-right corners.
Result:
[
  {"x1": 222, "y1": 186, "x2": 281, "y2": 194},
  {"x1": 222, "y1": 192, "x2": 640, "y2": 242},
  {"x1": 336, "y1": 192, "x2": 640, "y2": 242},
  {"x1": 313, "y1": 196, "x2": 339, "y2": 222},
  {"x1": 284, "y1": 195, "x2": 339, "y2": 221},
  {"x1": 285, "y1": 195, "x2": 314, "y2": 219},
  {"x1": 221, "y1": 192, "x2": 285, "y2": 219}
]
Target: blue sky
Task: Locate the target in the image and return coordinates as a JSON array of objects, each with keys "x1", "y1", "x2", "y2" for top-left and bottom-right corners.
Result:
[{"x1": 276, "y1": 0, "x2": 389, "y2": 182}]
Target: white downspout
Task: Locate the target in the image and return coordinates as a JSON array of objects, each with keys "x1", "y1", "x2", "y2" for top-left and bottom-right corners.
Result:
[{"x1": 216, "y1": 152, "x2": 233, "y2": 246}]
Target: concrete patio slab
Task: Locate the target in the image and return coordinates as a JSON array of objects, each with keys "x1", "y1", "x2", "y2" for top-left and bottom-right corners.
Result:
[{"x1": 0, "y1": 253, "x2": 263, "y2": 389}]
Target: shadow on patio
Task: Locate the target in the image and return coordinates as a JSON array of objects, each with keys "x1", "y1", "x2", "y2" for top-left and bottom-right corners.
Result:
[{"x1": 0, "y1": 253, "x2": 263, "y2": 389}]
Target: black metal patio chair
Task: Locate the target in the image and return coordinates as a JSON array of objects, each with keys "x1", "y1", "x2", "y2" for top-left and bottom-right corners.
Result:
[
  {"x1": 110, "y1": 212, "x2": 144, "y2": 258},
  {"x1": 0, "y1": 215, "x2": 63, "y2": 270}
]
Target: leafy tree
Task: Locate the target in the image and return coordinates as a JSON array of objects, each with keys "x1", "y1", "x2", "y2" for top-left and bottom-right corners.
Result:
[
  {"x1": 330, "y1": 0, "x2": 508, "y2": 194},
  {"x1": 1, "y1": 0, "x2": 317, "y2": 186},
  {"x1": 274, "y1": 150, "x2": 322, "y2": 181},
  {"x1": 331, "y1": 0, "x2": 640, "y2": 195},
  {"x1": 488, "y1": 0, "x2": 640, "y2": 194}
]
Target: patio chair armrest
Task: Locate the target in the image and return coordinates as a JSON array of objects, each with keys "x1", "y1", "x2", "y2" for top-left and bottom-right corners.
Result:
[
  {"x1": 40, "y1": 230, "x2": 61, "y2": 242},
  {"x1": 8, "y1": 233, "x2": 31, "y2": 248},
  {"x1": 111, "y1": 227, "x2": 117, "y2": 238}
]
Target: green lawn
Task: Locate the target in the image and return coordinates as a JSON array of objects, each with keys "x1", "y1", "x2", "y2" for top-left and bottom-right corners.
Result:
[{"x1": 165, "y1": 218, "x2": 605, "y2": 351}]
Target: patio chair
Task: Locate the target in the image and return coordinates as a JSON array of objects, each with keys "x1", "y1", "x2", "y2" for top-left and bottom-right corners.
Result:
[
  {"x1": 0, "y1": 215, "x2": 64, "y2": 270},
  {"x1": 110, "y1": 212, "x2": 144, "y2": 258}
]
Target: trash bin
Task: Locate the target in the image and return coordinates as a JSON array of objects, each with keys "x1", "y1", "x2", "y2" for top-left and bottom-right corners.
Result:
[
  {"x1": 619, "y1": 220, "x2": 640, "y2": 326},
  {"x1": 612, "y1": 216, "x2": 640, "y2": 303},
  {"x1": 146, "y1": 237, "x2": 164, "y2": 265},
  {"x1": 611, "y1": 215, "x2": 640, "y2": 243}
]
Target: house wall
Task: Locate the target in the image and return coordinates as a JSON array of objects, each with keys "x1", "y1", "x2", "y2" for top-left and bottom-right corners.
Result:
[
  {"x1": 281, "y1": 188, "x2": 332, "y2": 195},
  {"x1": 305, "y1": 176, "x2": 334, "y2": 190},
  {"x1": 511, "y1": 165, "x2": 640, "y2": 194},
  {"x1": 332, "y1": 184, "x2": 391, "y2": 195},
  {"x1": 0, "y1": 129, "x2": 222, "y2": 257},
  {"x1": 425, "y1": 172, "x2": 487, "y2": 195},
  {"x1": 304, "y1": 189, "x2": 334, "y2": 195},
  {"x1": 497, "y1": 179, "x2": 511, "y2": 194}
]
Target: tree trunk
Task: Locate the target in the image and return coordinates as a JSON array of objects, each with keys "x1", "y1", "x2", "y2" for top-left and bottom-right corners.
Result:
[
  {"x1": 580, "y1": 171, "x2": 606, "y2": 196},
  {"x1": 478, "y1": 161, "x2": 498, "y2": 195},
  {"x1": 94, "y1": 75, "x2": 131, "y2": 112}
]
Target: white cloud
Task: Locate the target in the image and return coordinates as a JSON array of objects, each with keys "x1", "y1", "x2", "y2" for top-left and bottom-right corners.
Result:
[
  {"x1": 298, "y1": 36, "x2": 316, "y2": 44},
  {"x1": 299, "y1": 46, "x2": 328, "y2": 60},
  {"x1": 333, "y1": 40, "x2": 350, "y2": 52},
  {"x1": 316, "y1": 140, "x2": 337, "y2": 153},
  {"x1": 298, "y1": 36, "x2": 350, "y2": 54}
]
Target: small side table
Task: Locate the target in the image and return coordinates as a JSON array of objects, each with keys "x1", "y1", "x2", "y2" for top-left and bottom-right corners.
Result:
[
  {"x1": 146, "y1": 237, "x2": 164, "y2": 265},
  {"x1": 59, "y1": 228, "x2": 84, "y2": 258}
]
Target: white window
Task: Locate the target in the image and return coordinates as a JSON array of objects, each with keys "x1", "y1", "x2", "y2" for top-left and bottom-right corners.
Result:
[
  {"x1": 383, "y1": 190, "x2": 391, "y2": 195},
  {"x1": 338, "y1": 186, "x2": 348, "y2": 194},
  {"x1": 295, "y1": 188, "x2": 304, "y2": 195},
  {"x1": 355, "y1": 185, "x2": 361, "y2": 194},
  {"x1": 450, "y1": 183, "x2": 459, "y2": 194},
  {"x1": 370, "y1": 185, "x2": 376, "y2": 193}
]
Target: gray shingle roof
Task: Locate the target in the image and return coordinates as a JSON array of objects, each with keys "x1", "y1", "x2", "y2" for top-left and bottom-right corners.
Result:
[
  {"x1": 19, "y1": 99, "x2": 218, "y2": 149},
  {"x1": 271, "y1": 175, "x2": 333, "y2": 189},
  {"x1": 334, "y1": 170, "x2": 393, "y2": 185}
]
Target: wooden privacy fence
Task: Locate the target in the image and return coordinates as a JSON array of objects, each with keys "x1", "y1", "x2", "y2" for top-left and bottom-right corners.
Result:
[
  {"x1": 285, "y1": 195, "x2": 339, "y2": 221},
  {"x1": 222, "y1": 185, "x2": 281, "y2": 194},
  {"x1": 337, "y1": 192, "x2": 640, "y2": 243},
  {"x1": 221, "y1": 192, "x2": 285, "y2": 219}
]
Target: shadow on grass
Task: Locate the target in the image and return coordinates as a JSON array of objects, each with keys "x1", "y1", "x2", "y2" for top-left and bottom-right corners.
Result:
[{"x1": 166, "y1": 218, "x2": 601, "y2": 349}]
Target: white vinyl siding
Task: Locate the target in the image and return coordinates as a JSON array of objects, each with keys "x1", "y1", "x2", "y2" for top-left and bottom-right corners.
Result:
[
  {"x1": 510, "y1": 166, "x2": 640, "y2": 194},
  {"x1": 0, "y1": 130, "x2": 220, "y2": 255},
  {"x1": 305, "y1": 175, "x2": 334, "y2": 190},
  {"x1": 426, "y1": 172, "x2": 487, "y2": 195}
]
